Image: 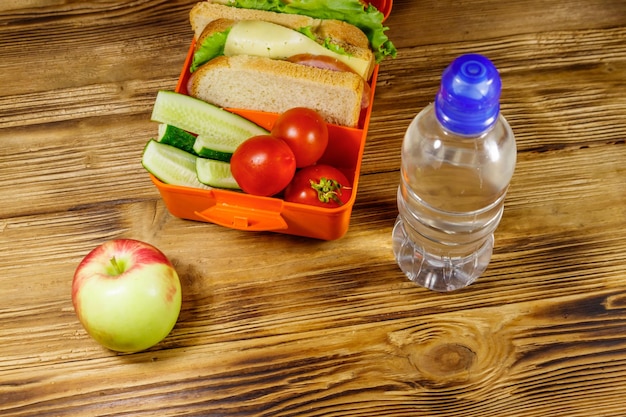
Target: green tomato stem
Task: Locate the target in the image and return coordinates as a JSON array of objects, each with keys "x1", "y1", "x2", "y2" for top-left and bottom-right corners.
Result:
[{"x1": 310, "y1": 177, "x2": 344, "y2": 205}]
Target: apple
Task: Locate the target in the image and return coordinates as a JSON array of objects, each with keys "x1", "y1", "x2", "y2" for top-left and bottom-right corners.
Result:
[{"x1": 72, "y1": 239, "x2": 182, "y2": 353}]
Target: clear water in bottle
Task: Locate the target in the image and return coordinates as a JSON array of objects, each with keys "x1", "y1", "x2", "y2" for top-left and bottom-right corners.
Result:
[{"x1": 392, "y1": 54, "x2": 516, "y2": 292}]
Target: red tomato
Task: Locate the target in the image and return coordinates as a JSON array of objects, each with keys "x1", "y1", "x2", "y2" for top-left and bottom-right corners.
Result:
[
  {"x1": 284, "y1": 165, "x2": 352, "y2": 208},
  {"x1": 271, "y1": 107, "x2": 329, "y2": 168},
  {"x1": 230, "y1": 135, "x2": 296, "y2": 197}
]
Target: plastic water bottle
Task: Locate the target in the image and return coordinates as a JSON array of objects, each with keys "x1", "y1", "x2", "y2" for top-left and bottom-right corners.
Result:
[{"x1": 392, "y1": 54, "x2": 517, "y2": 292}]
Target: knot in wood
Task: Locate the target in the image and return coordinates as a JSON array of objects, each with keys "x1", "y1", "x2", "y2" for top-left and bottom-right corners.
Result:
[{"x1": 423, "y1": 343, "x2": 476, "y2": 375}]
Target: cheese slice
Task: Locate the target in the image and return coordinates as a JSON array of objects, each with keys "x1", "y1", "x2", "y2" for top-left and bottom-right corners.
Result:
[{"x1": 223, "y1": 20, "x2": 370, "y2": 79}]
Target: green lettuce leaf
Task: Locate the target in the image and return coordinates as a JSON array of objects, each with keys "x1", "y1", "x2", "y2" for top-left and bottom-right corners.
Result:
[
  {"x1": 191, "y1": 28, "x2": 231, "y2": 72},
  {"x1": 216, "y1": 0, "x2": 396, "y2": 62}
]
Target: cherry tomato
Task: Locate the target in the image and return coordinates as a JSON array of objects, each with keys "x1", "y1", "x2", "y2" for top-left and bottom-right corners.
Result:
[
  {"x1": 271, "y1": 107, "x2": 329, "y2": 168},
  {"x1": 230, "y1": 135, "x2": 296, "y2": 197},
  {"x1": 284, "y1": 164, "x2": 352, "y2": 208}
]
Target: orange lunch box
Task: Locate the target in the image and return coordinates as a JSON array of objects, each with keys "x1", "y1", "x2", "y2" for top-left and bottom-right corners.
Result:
[{"x1": 149, "y1": 0, "x2": 392, "y2": 240}]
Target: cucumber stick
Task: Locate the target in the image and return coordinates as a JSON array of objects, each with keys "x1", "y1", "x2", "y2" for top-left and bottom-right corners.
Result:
[
  {"x1": 196, "y1": 158, "x2": 240, "y2": 190},
  {"x1": 193, "y1": 135, "x2": 234, "y2": 162},
  {"x1": 142, "y1": 140, "x2": 210, "y2": 189},
  {"x1": 157, "y1": 124, "x2": 233, "y2": 162},
  {"x1": 151, "y1": 91, "x2": 267, "y2": 150},
  {"x1": 157, "y1": 124, "x2": 197, "y2": 155}
]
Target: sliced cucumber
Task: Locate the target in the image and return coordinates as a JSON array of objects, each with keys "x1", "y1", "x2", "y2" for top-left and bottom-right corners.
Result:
[
  {"x1": 157, "y1": 124, "x2": 197, "y2": 155},
  {"x1": 142, "y1": 140, "x2": 210, "y2": 189},
  {"x1": 151, "y1": 90, "x2": 267, "y2": 144},
  {"x1": 193, "y1": 135, "x2": 234, "y2": 162},
  {"x1": 196, "y1": 158, "x2": 240, "y2": 190}
]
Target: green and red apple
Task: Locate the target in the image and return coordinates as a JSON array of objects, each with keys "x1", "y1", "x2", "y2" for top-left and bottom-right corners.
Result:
[{"x1": 72, "y1": 239, "x2": 182, "y2": 353}]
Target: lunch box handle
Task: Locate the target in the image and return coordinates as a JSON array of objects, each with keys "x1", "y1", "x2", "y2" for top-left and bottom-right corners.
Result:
[
  {"x1": 194, "y1": 206, "x2": 287, "y2": 231},
  {"x1": 194, "y1": 190, "x2": 288, "y2": 231}
]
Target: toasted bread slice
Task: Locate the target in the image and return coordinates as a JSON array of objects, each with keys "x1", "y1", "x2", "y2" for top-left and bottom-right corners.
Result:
[{"x1": 188, "y1": 55, "x2": 365, "y2": 127}]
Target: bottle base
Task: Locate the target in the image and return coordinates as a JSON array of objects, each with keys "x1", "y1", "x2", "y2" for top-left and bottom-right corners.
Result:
[{"x1": 392, "y1": 217, "x2": 494, "y2": 292}]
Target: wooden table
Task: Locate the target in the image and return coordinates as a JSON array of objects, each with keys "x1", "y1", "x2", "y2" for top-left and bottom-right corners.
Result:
[{"x1": 2, "y1": 1, "x2": 626, "y2": 415}]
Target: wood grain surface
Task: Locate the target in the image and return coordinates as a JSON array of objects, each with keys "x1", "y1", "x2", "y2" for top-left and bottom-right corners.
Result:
[{"x1": 1, "y1": 0, "x2": 626, "y2": 416}]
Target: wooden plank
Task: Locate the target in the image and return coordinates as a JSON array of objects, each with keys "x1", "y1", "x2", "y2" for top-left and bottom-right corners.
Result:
[{"x1": 1, "y1": 0, "x2": 626, "y2": 415}]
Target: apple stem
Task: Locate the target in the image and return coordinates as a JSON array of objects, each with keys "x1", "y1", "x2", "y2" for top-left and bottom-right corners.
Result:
[{"x1": 109, "y1": 256, "x2": 124, "y2": 275}]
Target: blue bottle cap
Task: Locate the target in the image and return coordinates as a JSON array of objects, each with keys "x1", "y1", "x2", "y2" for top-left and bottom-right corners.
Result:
[{"x1": 435, "y1": 54, "x2": 502, "y2": 136}]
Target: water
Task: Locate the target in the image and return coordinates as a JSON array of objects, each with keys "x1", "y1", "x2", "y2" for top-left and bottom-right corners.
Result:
[{"x1": 392, "y1": 103, "x2": 516, "y2": 292}]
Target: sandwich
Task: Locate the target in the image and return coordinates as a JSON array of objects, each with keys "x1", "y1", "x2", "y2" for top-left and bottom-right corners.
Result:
[
  {"x1": 185, "y1": 0, "x2": 395, "y2": 127},
  {"x1": 189, "y1": 0, "x2": 396, "y2": 63}
]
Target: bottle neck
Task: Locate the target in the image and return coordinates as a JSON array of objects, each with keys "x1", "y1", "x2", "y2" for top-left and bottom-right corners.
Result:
[{"x1": 435, "y1": 97, "x2": 500, "y2": 136}]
